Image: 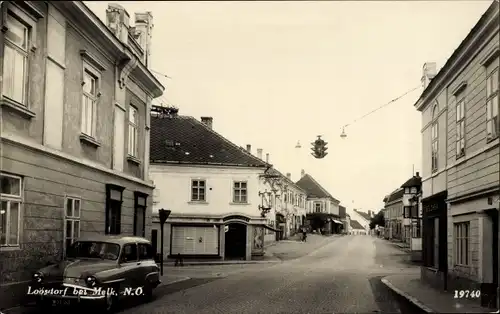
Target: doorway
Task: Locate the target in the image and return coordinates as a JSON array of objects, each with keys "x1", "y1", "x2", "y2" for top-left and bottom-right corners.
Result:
[{"x1": 224, "y1": 223, "x2": 247, "y2": 260}]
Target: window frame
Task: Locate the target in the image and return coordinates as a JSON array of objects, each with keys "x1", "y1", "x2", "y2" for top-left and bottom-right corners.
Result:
[
  {"x1": 128, "y1": 105, "x2": 139, "y2": 157},
  {"x1": 0, "y1": 173, "x2": 23, "y2": 248},
  {"x1": 133, "y1": 192, "x2": 148, "y2": 238},
  {"x1": 64, "y1": 196, "x2": 81, "y2": 257},
  {"x1": 191, "y1": 179, "x2": 206, "y2": 202},
  {"x1": 314, "y1": 202, "x2": 322, "y2": 213},
  {"x1": 105, "y1": 184, "x2": 124, "y2": 235},
  {"x1": 431, "y1": 103, "x2": 439, "y2": 173},
  {"x1": 233, "y1": 181, "x2": 248, "y2": 204},
  {"x1": 80, "y1": 63, "x2": 100, "y2": 138},
  {"x1": 0, "y1": 3, "x2": 40, "y2": 112},
  {"x1": 486, "y1": 67, "x2": 499, "y2": 141},
  {"x1": 454, "y1": 222, "x2": 470, "y2": 266},
  {"x1": 455, "y1": 98, "x2": 466, "y2": 158}
]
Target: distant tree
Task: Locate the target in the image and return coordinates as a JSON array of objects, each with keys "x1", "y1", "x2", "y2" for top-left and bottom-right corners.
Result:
[{"x1": 369, "y1": 211, "x2": 385, "y2": 229}]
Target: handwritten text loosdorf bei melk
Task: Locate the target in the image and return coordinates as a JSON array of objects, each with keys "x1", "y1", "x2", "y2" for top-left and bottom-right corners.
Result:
[{"x1": 27, "y1": 286, "x2": 118, "y2": 296}]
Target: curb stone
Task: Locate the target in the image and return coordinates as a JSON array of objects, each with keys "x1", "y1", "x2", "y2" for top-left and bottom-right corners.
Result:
[
  {"x1": 381, "y1": 277, "x2": 434, "y2": 313},
  {"x1": 163, "y1": 260, "x2": 281, "y2": 266},
  {"x1": 160, "y1": 276, "x2": 191, "y2": 286}
]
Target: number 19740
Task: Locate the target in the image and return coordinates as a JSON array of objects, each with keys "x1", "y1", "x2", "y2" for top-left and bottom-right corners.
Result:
[{"x1": 454, "y1": 290, "x2": 481, "y2": 298}]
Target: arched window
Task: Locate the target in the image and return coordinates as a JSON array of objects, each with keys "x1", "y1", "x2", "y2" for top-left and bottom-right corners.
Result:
[{"x1": 431, "y1": 103, "x2": 439, "y2": 172}]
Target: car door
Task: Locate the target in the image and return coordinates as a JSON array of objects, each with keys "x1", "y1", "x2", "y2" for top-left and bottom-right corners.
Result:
[
  {"x1": 120, "y1": 243, "x2": 140, "y2": 290},
  {"x1": 138, "y1": 243, "x2": 158, "y2": 286}
]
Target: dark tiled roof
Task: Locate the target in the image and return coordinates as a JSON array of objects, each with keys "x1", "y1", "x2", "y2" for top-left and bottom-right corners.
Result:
[
  {"x1": 350, "y1": 219, "x2": 364, "y2": 230},
  {"x1": 295, "y1": 174, "x2": 339, "y2": 202},
  {"x1": 339, "y1": 206, "x2": 346, "y2": 218},
  {"x1": 354, "y1": 209, "x2": 371, "y2": 222},
  {"x1": 401, "y1": 174, "x2": 422, "y2": 189},
  {"x1": 386, "y1": 188, "x2": 404, "y2": 203},
  {"x1": 150, "y1": 115, "x2": 268, "y2": 167}
]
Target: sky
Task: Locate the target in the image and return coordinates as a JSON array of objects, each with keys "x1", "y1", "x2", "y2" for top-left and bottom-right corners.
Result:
[{"x1": 86, "y1": 0, "x2": 492, "y2": 215}]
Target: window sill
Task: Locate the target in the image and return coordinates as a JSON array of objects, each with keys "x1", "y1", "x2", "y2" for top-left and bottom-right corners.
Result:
[
  {"x1": 1, "y1": 96, "x2": 36, "y2": 119},
  {"x1": 127, "y1": 155, "x2": 141, "y2": 165},
  {"x1": 486, "y1": 136, "x2": 499, "y2": 144},
  {"x1": 188, "y1": 201, "x2": 209, "y2": 205},
  {"x1": 230, "y1": 202, "x2": 251, "y2": 206},
  {"x1": 79, "y1": 133, "x2": 101, "y2": 148},
  {"x1": 0, "y1": 245, "x2": 21, "y2": 252}
]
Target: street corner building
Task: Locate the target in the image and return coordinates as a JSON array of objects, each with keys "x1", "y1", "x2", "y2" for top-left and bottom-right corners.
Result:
[
  {"x1": 148, "y1": 110, "x2": 282, "y2": 261},
  {"x1": 414, "y1": 0, "x2": 499, "y2": 308},
  {"x1": 0, "y1": 1, "x2": 164, "y2": 309},
  {"x1": 295, "y1": 173, "x2": 343, "y2": 235}
]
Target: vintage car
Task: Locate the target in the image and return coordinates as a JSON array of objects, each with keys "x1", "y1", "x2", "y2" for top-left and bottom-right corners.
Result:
[{"x1": 29, "y1": 235, "x2": 161, "y2": 312}]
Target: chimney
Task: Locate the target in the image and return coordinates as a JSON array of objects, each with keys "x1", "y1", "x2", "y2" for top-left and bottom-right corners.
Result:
[
  {"x1": 106, "y1": 4, "x2": 130, "y2": 45},
  {"x1": 421, "y1": 62, "x2": 437, "y2": 89},
  {"x1": 266, "y1": 153, "x2": 269, "y2": 163},
  {"x1": 257, "y1": 148, "x2": 263, "y2": 160},
  {"x1": 368, "y1": 210, "x2": 372, "y2": 217},
  {"x1": 415, "y1": 171, "x2": 420, "y2": 177},
  {"x1": 200, "y1": 117, "x2": 213, "y2": 130},
  {"x1": 134, "y1": 12, "x2": 154, "y2": 68},
  {"x1": 246, "y1": 144, "x2": 251, "y2": 153},
  {"x1": 301, "y1": 169, "x2": 305, "y2": 177},
  {"x1": 286, "y1": 173, "x2": 291, "y2": 180}
]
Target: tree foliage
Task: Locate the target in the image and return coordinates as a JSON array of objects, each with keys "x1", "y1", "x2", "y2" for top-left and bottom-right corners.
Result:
[{"x1": 369, "y1": 211, "x2": 385, "y2": 229}]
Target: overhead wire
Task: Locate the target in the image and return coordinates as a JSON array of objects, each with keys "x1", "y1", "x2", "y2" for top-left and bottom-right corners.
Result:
[{"x1": 342, "y1": 84, "x2": 422, "y2": 129}]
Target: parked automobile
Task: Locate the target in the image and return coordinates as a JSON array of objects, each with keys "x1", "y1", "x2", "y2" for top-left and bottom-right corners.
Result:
[{"x1": 29, "y1": 235, "x2": 161, "y2": 312}]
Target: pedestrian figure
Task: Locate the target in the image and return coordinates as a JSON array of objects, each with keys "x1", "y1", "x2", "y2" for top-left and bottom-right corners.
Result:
[
  {"x1": 174, "y1": 253, "x2": 184, "y2": 267},
  {"x1": 301, "y1": 227, "x2": 307, "y2": 242}
]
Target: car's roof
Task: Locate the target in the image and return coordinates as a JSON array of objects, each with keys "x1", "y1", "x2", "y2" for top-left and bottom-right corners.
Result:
[{"x1": 77, "y1": 234, "x2": 151, "y2": 245}]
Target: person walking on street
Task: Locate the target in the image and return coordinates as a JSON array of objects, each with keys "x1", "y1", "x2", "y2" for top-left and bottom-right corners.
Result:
[{"x1": 301, "y1": 226, "x2": 307, "y2": 242}]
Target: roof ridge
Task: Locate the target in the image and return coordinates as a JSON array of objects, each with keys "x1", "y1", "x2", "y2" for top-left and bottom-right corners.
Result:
[
  {"x1": 270, "y1": 168, "x2": 307, "y2": 193},
  {"x1": 304, "y1": 174, "x2": 338, "y2": 202},
  {"x1": 186, "y1": 116, "x2": 269, "y2": 167}
]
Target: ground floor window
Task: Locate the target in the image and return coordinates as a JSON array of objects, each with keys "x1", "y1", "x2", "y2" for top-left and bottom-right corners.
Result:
[
  {"x1": 65, "y1": 197, "x2": 81, "y2": 256},
  {"x1": 454, "y1": 222, "x2": 470, "y2": 266},
  {"x1": 134, "y1": 192, "x2": 148, "y2": 238},
  {"x1": 106, "y1": 184, "x2": 124, "y2": 235},
  {"x1": 0, "y1": 173, "x2": 23, "y2": 247}
]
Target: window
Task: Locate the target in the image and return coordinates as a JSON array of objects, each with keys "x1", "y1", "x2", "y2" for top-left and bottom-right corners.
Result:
[
  {"x1": 121, "y1": 243, "x2": 138, "y2": 263},
  {"x1": 138, "y1": 243, "x2": 154, "y2": 260},
  {"x1": 454, "y1": 222, "x2": 470, "y2": 266},
  {"x1": 233, "y1": 181, "x2": 248, "y2": 203},
  {"x1": 105, "y1": 184, "x2": 124, "y2": 235},
  {"x1": 486, "y1": 67, "x2": 499, "y2": 140},
  {"x1": 431, "y1": 105, "x2": 439, "y2": 172},
  {"x1": 3, "y1": 13, "x2": 29, "y2": 105},
  {"x1": 81, "y1": 70, "x2": 98, "y2": 137},
  {"x1": 128, "y1": 106, "x2": 138, "y2": 157},
  {"x1": 191, "y1": 180, "x2": 206, "y2": 201},
  {"x1": 64, "y1": 197, "x2": 81, "y2": 256},
  {"x1": 314, "y1": 202, "x2": 322, "y2": 213},
  {"x1": 0, "y1": 173, "x2": 22, "y2": 247},
  {"x1": 456, "y1": 99, "x2": 465, "y2": 157},
  {"x1": 134, "y1": 192, "x2": 147, "y2": 237}
]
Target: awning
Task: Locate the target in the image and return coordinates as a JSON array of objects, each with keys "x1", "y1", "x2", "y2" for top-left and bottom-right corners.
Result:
[{"x1": 332, "y1": 219, "x2": 343, "y2": 224}]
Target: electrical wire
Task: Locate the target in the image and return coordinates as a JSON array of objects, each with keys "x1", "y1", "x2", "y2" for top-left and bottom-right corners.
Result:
[{"x1": 342, "y1": 84, "x2": 422, "y2": 129}]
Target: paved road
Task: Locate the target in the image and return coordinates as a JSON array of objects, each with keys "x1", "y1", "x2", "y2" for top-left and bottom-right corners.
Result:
[{"x1": 117, "y1": 235, "x2": 423, "y2": 314}]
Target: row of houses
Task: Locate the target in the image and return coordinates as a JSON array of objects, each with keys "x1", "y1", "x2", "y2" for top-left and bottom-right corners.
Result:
[
  {"x1": 148, "y1": 108, "x2": 344, "y2": 260},
  {"x1": 0, "y1": 1, "x2": 345, "y2": 308},
  {"x1": 380, "y1": 1, "x2": 499, "y2": 308}
]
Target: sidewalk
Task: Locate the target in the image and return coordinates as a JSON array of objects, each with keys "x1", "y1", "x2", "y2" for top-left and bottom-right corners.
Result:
[
  {"x1": 382, "y1": 273, "x2": 495, "y2": 313},
  {"x1": 265, "y1": 233, "x2": 337, "y2": 261}
]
